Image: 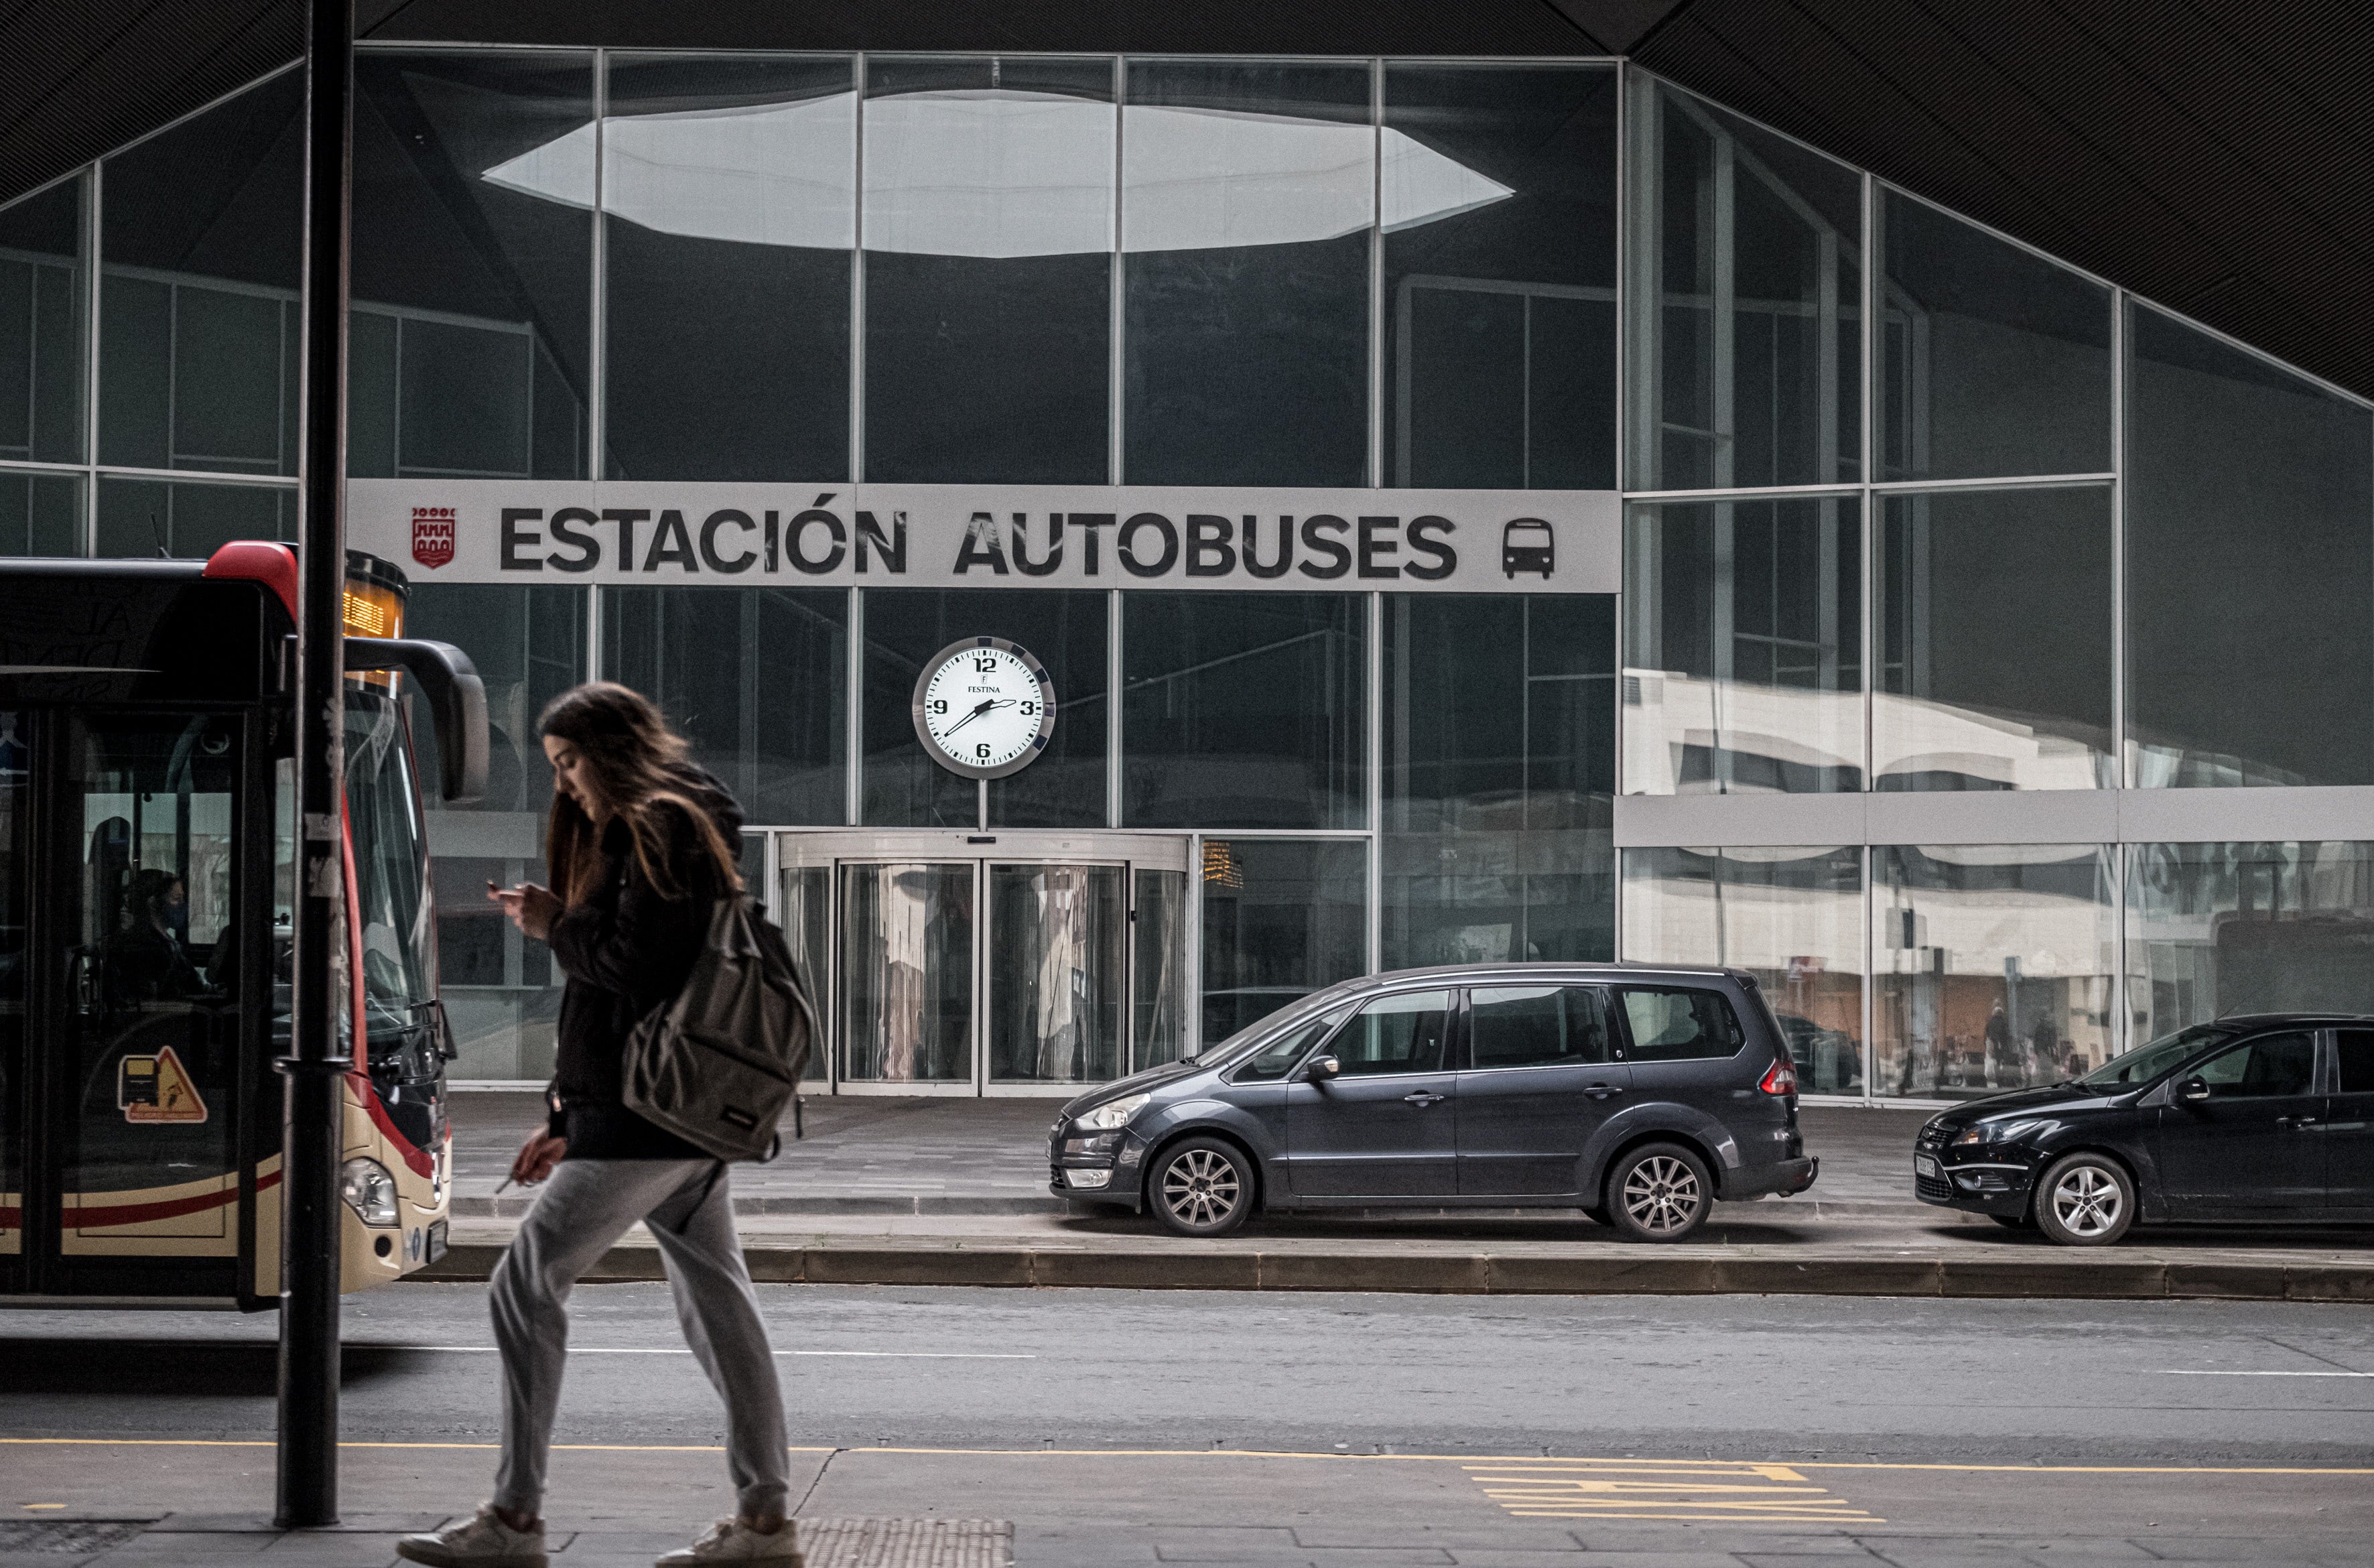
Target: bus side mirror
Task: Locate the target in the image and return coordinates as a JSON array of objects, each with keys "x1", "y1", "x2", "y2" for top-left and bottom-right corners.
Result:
[{"x1": 345, "y1": 637, "x2": 489, "y2": 805}]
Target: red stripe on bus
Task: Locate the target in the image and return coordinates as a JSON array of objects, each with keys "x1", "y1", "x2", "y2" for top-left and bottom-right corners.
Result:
[{"x1": 58, "y1": 1168, "x2": 279, "y2": 1231}]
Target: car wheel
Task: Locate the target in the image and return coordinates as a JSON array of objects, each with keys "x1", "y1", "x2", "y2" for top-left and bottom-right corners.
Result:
[
  {"x1": 2033, "y1": 1153, "x2": 2135, "y2": 1246},
  {"x1": 1605, "y1": 1142, "x2": 1713, "y2": 1244},
  {"x1": 1989, "y1": 1213, "x2": 2034, "y2": 1230},
  {"x1": 1149, "y1": 1137, "x2": 1254, "y2": 1238}
]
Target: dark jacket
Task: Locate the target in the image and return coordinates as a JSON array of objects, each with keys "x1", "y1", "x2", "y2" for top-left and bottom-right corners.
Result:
[{"x1": 543, "y1": 764, "x2": 744, "y2": 1160}]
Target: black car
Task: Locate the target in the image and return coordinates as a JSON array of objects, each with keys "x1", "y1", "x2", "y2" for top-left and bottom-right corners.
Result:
[
  {"x1": 1916, "y1": 1013, "x2": 2374, "y2": 1245},
  {"x1": 1049, "y1": 962, "x2": 1817, "y2": 1243}
]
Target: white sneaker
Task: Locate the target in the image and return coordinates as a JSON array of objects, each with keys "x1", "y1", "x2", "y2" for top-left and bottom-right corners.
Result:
[
  {"x1": 395, "y1": 1504, "x2": 549, "y2": 1568},
  {"x1": 656, "y1": 1518, "x2": 805, "y2": 1565}
]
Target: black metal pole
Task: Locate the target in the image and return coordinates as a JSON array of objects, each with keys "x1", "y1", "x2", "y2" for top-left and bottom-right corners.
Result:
[{"x1": 277, "y1": 0, "x2": 354, "y2": 1531}]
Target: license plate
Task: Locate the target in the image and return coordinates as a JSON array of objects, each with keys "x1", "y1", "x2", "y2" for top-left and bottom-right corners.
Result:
[
  {"x1": 1914, "y1": 1154, "x2": 1939, "y2": 1178},
  {"x1": 426, "y1": 1218, "x2": 448, "y2": 1262}
]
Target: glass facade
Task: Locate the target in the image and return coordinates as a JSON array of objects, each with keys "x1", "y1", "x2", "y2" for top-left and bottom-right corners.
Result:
[{"x1": 9, "y1": 53, "x2": 2372, "y2": 1096}]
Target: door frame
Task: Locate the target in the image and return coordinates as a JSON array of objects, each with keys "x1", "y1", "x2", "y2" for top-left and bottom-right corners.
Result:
[{"x1": 773, "y1": 829, "x2": 1197, "y2": 1097}]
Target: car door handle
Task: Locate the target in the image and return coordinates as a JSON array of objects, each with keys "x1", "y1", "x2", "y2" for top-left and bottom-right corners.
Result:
[
  {"x1": 1583, "y1": 1084, "x2": 1625, "y2": 1100},
  {"x1": 2276, "y1": 1114, "x2": 2320, "y2": 1129},
  {"x1": 1403, "y1": 1092, "x2": 1446, "y2": 1107}
]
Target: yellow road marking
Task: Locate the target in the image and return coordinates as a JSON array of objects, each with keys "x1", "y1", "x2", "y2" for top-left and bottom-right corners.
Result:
[{"x1": 1464, "y1": 1457, "x2": 1882, "y2": 1524}]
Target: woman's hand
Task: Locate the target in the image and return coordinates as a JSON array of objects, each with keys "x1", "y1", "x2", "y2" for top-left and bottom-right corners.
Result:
[
  {"x1": 488, "y1": 880, "x2": 563, "y2": 941},
  {"x1": 511, "y1": 1130, "x2": 567, "y2": 1186}
]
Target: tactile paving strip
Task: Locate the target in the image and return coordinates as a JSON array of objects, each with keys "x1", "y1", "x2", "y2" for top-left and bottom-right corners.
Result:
[{"x1": 795, "y1": 1518, "x2": 1014, "y2": 1568}]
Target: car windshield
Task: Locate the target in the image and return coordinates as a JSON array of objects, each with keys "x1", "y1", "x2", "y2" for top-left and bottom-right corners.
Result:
[{"x1": 2079, "y1": 1023, "x2": 2233, "y2": 1089}]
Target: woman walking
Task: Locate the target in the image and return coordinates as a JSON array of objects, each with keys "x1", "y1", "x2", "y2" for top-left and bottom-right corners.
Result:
[{"x1": 399, "y1": 683, "x2": 799, "y2": 1568}]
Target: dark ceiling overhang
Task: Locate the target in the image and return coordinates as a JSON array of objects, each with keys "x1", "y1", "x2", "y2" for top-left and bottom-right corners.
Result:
[{"x1": 4, "y1": 0, "x2": 2370, "y2": 404}]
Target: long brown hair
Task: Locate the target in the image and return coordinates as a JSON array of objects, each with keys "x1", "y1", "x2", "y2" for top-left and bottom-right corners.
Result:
[{"x1": 538, "y1": 682, "x2": 741, "y2": 905}]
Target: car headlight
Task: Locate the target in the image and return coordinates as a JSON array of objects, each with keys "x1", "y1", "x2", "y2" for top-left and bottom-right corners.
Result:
[
  {"x1": 339, "y1": 1157, "x2": 398, "y2": 1228},
  {"x1": 1953, "y1": 1119, "x2": 2049, "y2": 1147},
  {"x1": 1074, "y1": 1093, "x2": 1149, "y2": 1132}
]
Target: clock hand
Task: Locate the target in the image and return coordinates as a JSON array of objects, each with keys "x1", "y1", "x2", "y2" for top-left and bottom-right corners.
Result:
[{"x1": 941, "y1": 698, "x2": 1002, "y2": 737}]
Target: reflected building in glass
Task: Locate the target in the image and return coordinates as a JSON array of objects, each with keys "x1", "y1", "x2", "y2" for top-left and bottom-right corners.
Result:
[{"x1": 4, "y1": 40, "x2": 2370, "y2": 1102}]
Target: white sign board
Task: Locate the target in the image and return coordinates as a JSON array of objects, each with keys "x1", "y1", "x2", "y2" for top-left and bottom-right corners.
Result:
[{"x1": 348, "y1": 481, "x2": 1621, "y2": 595}]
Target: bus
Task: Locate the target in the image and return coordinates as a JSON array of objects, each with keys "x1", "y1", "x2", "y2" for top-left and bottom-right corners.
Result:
[{"x1": 0, "y1": 541, "x2": 486, "y2": 1309}]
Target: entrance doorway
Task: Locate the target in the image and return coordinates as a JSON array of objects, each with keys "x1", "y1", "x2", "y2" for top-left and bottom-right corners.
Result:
[{"x1": 774, "y1": 832, "x2": 1192, "y2": 1095}]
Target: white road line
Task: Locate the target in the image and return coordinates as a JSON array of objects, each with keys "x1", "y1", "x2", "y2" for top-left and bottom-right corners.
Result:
[
  {"x1": 379, "y1": 1346, "x2": 1035, "y2": 1360},
  {"x1": 2160, "y1": 1370, "x2": 2374, "y2": 1378}
]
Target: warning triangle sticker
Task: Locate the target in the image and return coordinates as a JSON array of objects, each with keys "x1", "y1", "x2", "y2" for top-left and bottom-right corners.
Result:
[{"x1": 119, "y1": 1045, "x2": 209, "y2": 1124}]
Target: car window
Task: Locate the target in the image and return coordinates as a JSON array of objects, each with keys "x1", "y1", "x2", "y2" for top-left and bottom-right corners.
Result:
[
  {"x1": 2191, "y1": 1032, "x2": 2316, "y2": 1099},
  {"x1": 2083, "y1": 1023, "x2": 2232, "y2": 1088},
  {"x1": 2340, "y1": 1030, "x2": 2374, "y2": 1095},
  {"x1": 1232, "y1": 1015, "x2": 1339, "y2": 1083},
  {"x1": 1614, "y1": 986, "x2": 1744, "y2": 1063},
  {"x1": 1469, "y1": 986, "x2": 1613, "y2": 1070},
  {"x1": 1326, "y1": 990, "x2": 1451, "y2": 1077}
]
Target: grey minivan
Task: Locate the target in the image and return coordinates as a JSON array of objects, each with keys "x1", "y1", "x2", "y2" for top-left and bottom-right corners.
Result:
[{"x1": 1049, "y1": 963, "x2": 1817, "y2": 1242}]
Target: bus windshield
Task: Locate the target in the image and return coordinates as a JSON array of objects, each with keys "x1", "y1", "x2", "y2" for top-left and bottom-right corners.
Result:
[{"x1": 346, "y1": 693, "x2": 436, "y2": 1027}]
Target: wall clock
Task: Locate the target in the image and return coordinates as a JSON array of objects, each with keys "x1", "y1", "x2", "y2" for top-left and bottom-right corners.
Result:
[{"x1": 911, "y1": 637, "x2": 1056, "y2": 779}]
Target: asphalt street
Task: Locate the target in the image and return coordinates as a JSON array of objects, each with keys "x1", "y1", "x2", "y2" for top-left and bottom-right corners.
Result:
[{"x1": 3, "y1": 1283, "x2": 2371, "y2": 1565}]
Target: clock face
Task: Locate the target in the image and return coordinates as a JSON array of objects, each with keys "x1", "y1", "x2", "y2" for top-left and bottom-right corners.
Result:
[{"x1": 911, "y1": 638, "x2": 1056, "y2": 779}]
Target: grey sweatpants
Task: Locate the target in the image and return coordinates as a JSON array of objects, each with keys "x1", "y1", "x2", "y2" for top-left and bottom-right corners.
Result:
[{"x1": 488, "y1": 1158, "x2": 789, "y2": 1518}]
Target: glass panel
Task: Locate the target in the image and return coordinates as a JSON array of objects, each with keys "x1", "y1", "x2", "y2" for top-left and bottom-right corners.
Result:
[
  {"x1": 1383, "y1": 594, "x2": 1614, "y2": 966},
  {"x1": 2125, "y1": 842, "x2": 2374, "y2": 1043},
  {"x1": 353, "y1": 50, "x2": 595, "y2": 479},
  {"x1": 1122, "y1": 60, "x2": 1371, "y2": 486},
  {"x1": 604, "y1": 586, "x2": 848, "y2": 826},
  {"x1": 2191, "y1": 1031, "x2": 2316, "y2": 1099},
  {"x1": 65, "y1": 714, "x2": 241, "y2": 1242},
  {"x1": 0, "y1": 711, "x2": 25, "y2": 1256},
  {"x1": 1876, "y1": 486, "x2": 2112, "y2": 791},
  {"x1": 1875, "y1": 844, "x2": 2115, "y2": 1100},
  {"x1": 95, "y1": 476, "x2": 291, "y2": 558},
  {"x1": 1621, "y1": 846, "x2": 1864, "y2": 1093},
  {"x1": 1624, "y1": 495, "x2": 1862, "y2": 793},
  {"x1": 1613, "y1": 986, "x2": 1744, "y2": 1062},
  {"x1": 0, "y1": 471, "x2": 83, "y2": 556},
  {"x1": 1877, "y1": 190, "x2": 2111, "y2": 482},
  {"x1": 860, "y1": 588, "x2": 1106, "y2": 828},
  {"x1": 0, "y1": 172, "x2": 88, "y2": 464},
  {"x1": 604, "y1": 54, "x2": 852, "y2": 481},
  {"x1": 1626, "y1": 80, "x2": 1860, "y2": 491},
  {"x1": 2126, "y1": 304, "x2": 2374, "y2": 787},
  {"x1": 2338, "y1": 1030, "x2": 2374, "y2": 1095},
  {"x1": 988, "y1": 862, "x2": 1124, "y2": 1083},
  {"x1": 1327, "y1": 989, "x2": 1449, "y2": 1077},
  {"x1": 1124, "y1": 591, "x2": 1364, "y2": 829},
  {"x1": 1132, "y1": 867, "x2": 1187, "y2": 1071},
  {"x1": 101, "y1": 72, "x2": 302, "y2": 475},
  {"x1": 1199, "y1": 836, "x2": 1365, "y2": 1047},
  {"x1": 778, "y1": 863, "x2": 829, "y2": 1083},
  {"x1": 864, "y1": 56, "x2": 1112, "y2": 484},
  {"x1": 840, "y1": 861, "x2": 974, "y2": 1082},
  {"x1": 1382, "y1": 64, "x2": 1617, "y2": 490},
  {"x1": 1469, "y1": 984, "x2": 1614, "y2": 1069},
  {"x1": 345, "y1": 696, "x2": 436, "y2": 1028}
]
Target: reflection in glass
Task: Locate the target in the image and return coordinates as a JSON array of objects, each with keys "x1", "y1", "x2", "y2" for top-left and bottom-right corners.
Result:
[
  {"x1": 1621, "y1": 846, "x2": 1863, "y2": 1094},
  {"x1": 0, "y1": 172, "x2": 88, "y2": 465},
  {"x1": 988, "y1": 863, "x2": 1124, "y2": 1082},
  {"x1": 1124, "y1": 592, "x2": 1364, "y2": 829},
  {"x1": 866, "y1": 57, "x2": 1112, "y2": 484},
  {"x1": 101, "y1": 70, "x2": 302, "y2": 476},
  {"x1": 1874, "y1": 844, "x2": 2115, "y2": 1100},
  {"x1": 861, "y1": 588, "x2": 1106, "y2": 830},
  {"x1": 0, "y1": 711, "x2": 23, "y2": 1235},
  {"x1": 1199, "y1": 838, "x2": 1365, "y2": 1047},
  {"x1": 352, "y1": 51, "x2": 594, "y2": 479},
  {"x1": 1876, "y1": 486, "x2": 2112, "y2": 790},
  {"x1": 1124, "y1": 60, "x2": 1372, "y2": 486},
  {"x1": 2126, "y1": 304, "x2": 2374, "y2": 787},
  {"x1": 1626, "y1": 80, "x2": 1860, "y2": 491},
  {"x1": 1877, "y1": 190, "x2": 2111, "y2": 482},
  {"x1": 2126, "y1": 842, "x2": 2374, "y2": 1043},
  {"x1": 1132, "y1": 867, "x2": 1187, "y2": 1071},
  {"x1": 1624, "y1": 495, "x2": 1862, "y2": 793},
  {"x1": 1382, "y1": 64, "x2": 1617, "y2": 490},
  {"x1": 841, "y1": 862, "x2": 974, "y2": 1082},
  {"x1": 1383, "y1": 594, "x2": 1614, "y2": 966},
  {"x1": 604, "y1": 54, "x2": 852, "y2": 480},
  {"x1": 605, "y1": 586, "x2": 847, "y2": 826},
  {"x1": 0, "y1": 472, "x2": 82, "y2": 556},
  {"x1": 95, "y1": 476, "x2": 291, "y2": 558},
  {"x1": 778, "y1": 863, "x2": 829, "y2": 1083}
]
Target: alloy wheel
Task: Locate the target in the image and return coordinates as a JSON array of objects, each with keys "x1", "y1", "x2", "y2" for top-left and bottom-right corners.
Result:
[
  {"x1": 1161, "y1": 1148, "x2": 1242, "y2": 1230},
  {"x1": 1620, "y1": 1154, "x2": 1703, "y2": 1236},
  {"x1": 2049, "y1": 1163, "x2": 2123, "y2": 1239}
]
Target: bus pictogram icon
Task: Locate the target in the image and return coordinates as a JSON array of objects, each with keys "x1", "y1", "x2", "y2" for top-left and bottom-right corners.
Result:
[{"x1": 1502, "y1": 518, "x2": 1553, "y2": 579}]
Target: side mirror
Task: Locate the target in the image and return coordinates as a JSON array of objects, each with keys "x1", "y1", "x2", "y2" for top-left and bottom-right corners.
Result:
[
  {"x1": 345, "y1": 637, "x2": 489, "y2": 804},
  {"x1": 2175, "y1": 1075, "x2": 2211, "y2": 1104},
  {"x1": 1302, "y1": 1054, "x2": 1340, "y2": 1083}
]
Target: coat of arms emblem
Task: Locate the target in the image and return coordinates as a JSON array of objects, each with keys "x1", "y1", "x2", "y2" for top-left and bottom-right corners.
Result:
[{"x1": 411, "y1": 507, "x2": 456, "y2": 570}]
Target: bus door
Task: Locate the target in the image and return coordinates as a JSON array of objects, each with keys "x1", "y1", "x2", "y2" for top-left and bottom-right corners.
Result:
[{"x1": 21, "y1": 708, "x2": 259, "y2": 1301}]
